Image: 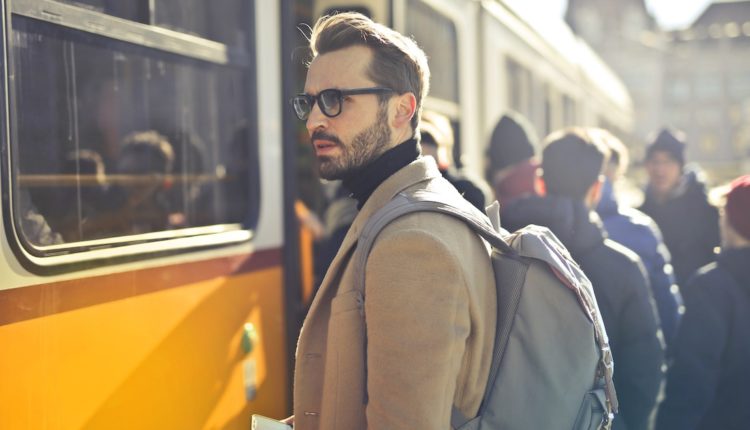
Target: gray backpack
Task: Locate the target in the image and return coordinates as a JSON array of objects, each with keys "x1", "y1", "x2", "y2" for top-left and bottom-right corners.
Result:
[{"x1": 354, "y1": 190, "x2": 618, "y2": 430}]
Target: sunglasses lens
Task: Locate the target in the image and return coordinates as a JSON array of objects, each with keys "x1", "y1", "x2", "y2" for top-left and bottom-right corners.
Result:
[
  {"x1": 292, "y1": 96, "x2": 311, "y2": 120},
  {"x1": 319, "y1": 90, "x2": 342, "y2": 117}
]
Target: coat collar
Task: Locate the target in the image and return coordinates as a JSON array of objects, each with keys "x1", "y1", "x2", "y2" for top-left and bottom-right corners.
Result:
[{"x1": 307, "y1": 157, "x2": 442, "y2": 312}]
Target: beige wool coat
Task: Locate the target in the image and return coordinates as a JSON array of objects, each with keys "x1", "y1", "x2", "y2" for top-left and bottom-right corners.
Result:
[{"x1": 293, "y1": 157, "x2": 497, "y2": 430}]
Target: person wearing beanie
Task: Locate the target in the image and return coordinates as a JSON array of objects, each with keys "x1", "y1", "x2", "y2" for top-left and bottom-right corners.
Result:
[
  {"x1": 485, "y1": 111, "x2": 540, "y2": 208},
  {"x1": 593, "y1": 128, "x2": 683, "y2": 349},
  {"x1": 639, "y1": 127, "x2": 719, "y2": 286},
  {"x1": 646, "y1": 128, "x2": 686, "y2": 170},
  {"x1": 420, "y1": 110, "x2": 492, "y2": 211},
  {"x1": 657, "y1": 175, "x2": 750, "y2": 430}
]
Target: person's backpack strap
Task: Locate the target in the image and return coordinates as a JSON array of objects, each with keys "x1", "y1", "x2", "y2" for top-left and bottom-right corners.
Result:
[
  {"x1": 352, "y1": 190, "x2": 518, "y2": 411},
  {"x1": 450, "y1": 243, "x2": 530, "y2": 429},
  {"x1": 354, "y1": 191, "x2": 515, "y2": 297}
]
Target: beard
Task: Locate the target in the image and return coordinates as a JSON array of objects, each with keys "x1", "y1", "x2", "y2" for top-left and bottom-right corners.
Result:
[{"x1": 315, "y1": 104, "x2": 391, "y2": 180}]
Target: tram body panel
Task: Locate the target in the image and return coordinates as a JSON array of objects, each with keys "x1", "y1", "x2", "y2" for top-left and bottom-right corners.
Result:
[{"x1": 0, "y1": 258, "x2": 288, "y2": 429}]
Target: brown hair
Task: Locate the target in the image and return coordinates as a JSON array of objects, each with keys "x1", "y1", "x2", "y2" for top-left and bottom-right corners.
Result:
[
  {"x1": 541, "y1": 127, "x2": 610, "y2": 200},
  {"x1": 309, "y1": 12, "x2": 430, "y2": 131}
]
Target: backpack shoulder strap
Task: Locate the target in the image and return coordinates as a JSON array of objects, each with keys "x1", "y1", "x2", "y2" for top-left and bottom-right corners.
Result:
[
  {"x1": 353, "y1": 190, "x2": 515, "y2": 296},
  {"x1": 353, "y1": 190, "x2": 521, "y2": 427}
]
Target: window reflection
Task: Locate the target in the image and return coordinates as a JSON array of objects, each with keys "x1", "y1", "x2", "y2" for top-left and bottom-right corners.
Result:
[{"x1": 11, "y1": 16, "x2": 255, "y2": 248}]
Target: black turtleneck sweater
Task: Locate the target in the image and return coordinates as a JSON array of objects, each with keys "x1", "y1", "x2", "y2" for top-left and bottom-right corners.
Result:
[{"x1": 341, "y1": 138, "x2": 420, "y2": 209}]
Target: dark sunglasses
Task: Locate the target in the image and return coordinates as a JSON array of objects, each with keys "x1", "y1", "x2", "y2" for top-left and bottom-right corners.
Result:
[{"x1": 292, "y1": 87, "x2": 393, "y2": 120}]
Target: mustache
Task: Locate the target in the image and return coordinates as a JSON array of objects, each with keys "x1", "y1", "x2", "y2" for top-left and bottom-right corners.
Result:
[{"x1": 311, "y1": 131, "x2": 342, "y2": 145}]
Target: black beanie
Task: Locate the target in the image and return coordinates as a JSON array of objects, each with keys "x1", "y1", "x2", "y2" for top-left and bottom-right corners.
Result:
[
  {"x1": 645, "y1": 128, "x2": 686, "y2": 166},
  {"x1": 487, "y1": 112, "x2": 537, "y2": 171}
]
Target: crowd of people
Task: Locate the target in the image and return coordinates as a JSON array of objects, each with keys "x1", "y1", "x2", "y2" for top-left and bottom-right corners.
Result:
[{"x1": 287, "y1": 11, "x2": 748, "y2": 430}]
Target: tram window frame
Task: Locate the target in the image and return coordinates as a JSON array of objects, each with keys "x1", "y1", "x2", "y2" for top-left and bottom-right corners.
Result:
[
  {"x1": 55, "y1": 0, "x2": 251, "y2": 48},
  {"x1": 405, "y1": 0, "x2": 460, "y2": 106},
  {"x1": 2, "y1": 0, "x2": 260, "y2": 271},
  {"x1": 404, "y1": 0, "x2": 462, "y2": 164},
  {"x1": 562, "y1": 94, "x2": 577, "y2": 127},
  {"x1": 506, "y1": 57, "x2": 533, "y2": 121}
]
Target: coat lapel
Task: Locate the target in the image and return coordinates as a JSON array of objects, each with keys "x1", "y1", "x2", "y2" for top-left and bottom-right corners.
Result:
[{"x1": 305, "y1": 157, "x2": 442, "y2": 319}]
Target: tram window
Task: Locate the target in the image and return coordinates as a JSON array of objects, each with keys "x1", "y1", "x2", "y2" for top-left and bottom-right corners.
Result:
[
  {"x1": 9, "y1": 16, "x2": 256, "y2": 249},
  {"x1": 543, "y1": 94, "x2": 552, "y2": 137},
  {"x1": 406, "y1": 0, "x2": 459, "y2": 104},
  {"x1": 153, "y1": 0, "x2": 251, "y2": 47},
  {"x1": 506, "y1": 58, "x2": 532, "y2": 120},
  {"x1": 563, "y1": 95, "x2": 576, "y2": 126}
]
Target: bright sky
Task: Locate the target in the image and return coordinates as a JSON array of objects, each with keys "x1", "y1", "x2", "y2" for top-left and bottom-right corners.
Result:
[{"x1": 548, "y1": 0, "x2": 715, "y2": 30}]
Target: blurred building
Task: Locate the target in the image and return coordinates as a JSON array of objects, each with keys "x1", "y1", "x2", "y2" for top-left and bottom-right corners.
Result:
[
  {"x1": 565, "y1": 0, "x2": 666, "y2": 159},
  {"x1": 663, "y1": 1, "x2": 750, "y2": 180},
  {"x1": 566, "y1": 0, "x2": 750, "y2": 180}
]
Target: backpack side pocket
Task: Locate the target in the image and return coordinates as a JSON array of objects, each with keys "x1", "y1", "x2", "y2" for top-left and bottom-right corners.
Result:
[{"x1": 572, "y1": 389, "x2": 608, "y2": 430}]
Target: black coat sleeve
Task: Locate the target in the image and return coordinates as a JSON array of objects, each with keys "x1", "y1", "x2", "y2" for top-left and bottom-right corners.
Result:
[
  {"x1": 613, "y1": 260, "x2": 666, "y2": 430},
  {"x1": 656, "y1": 273, "x2": 727, "y2": 430}
]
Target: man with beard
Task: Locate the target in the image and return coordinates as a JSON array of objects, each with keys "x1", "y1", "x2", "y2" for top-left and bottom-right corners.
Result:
[
  {"x1": 502, "y1": 128, "x2": 664, "y2": 430},
  {"x1": 286, "y1": 12, "x2": 496, "y2": 430},
  {"x1": 639, "y1": 128, "x2": 720, "y2": 287}
]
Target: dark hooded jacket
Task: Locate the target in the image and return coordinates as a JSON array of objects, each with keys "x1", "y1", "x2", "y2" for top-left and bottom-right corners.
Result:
[
  {"x1": 597, "y1": 180, "x2": 683, "y2": 347},
  {"x1": 441, "y1": 168, "x2": 491, "y2": 212},
  {"x1": 639, "y1": 170, "x2": 720, "y2": 286},
  {"x1": 656, "y1": 247, "x2": 750, "y2": 430},
  {"x1": 503, "y1": 195, "x2": 665, "y2": 430}
]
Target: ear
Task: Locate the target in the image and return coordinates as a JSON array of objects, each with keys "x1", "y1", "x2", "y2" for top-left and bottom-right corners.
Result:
[
  {"x1": 391, "y1": 92, "x2": 417, "y2": 129},
  {"x1": 585, "y1": 176, "x2": 604, "y2": 208}
]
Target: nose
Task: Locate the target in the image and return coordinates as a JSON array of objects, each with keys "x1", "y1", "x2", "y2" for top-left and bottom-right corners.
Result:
[{"x1": 306, "y1": 100, "x2": 328, "y2": 135}]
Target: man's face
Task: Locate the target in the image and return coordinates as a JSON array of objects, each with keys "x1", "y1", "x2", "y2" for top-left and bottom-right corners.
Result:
[
  {"x1": 304, "y1": 45, "x2": 392, "y2": 180},
  {"x1": 645, "y1": 151, "x2": 682, "y2": 197}
]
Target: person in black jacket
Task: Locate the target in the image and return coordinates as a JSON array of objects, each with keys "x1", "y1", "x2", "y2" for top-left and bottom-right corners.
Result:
[
  {"x1": 503, "y1": 128, "x2": 665, "y2": 430},
  {"x1": 656, "y1": 175, "x2": 750, "y2": 430},
  {"x1": 639, "y1": 128, "x2": 719, "y2": 287},
  {"x1": 593, "y1": 129, "x2": 683, "y2": 348}
]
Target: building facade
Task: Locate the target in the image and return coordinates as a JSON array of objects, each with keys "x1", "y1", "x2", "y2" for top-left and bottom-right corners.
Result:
[
  {"x1": 662, "y1": 1, "x2": 750, "y2": 180},
  {"x1": 567, "y1": 0, "x2": 750, "y2": 180}
]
